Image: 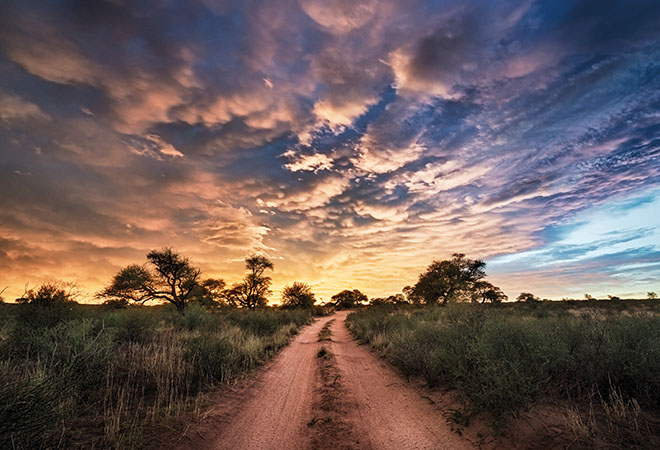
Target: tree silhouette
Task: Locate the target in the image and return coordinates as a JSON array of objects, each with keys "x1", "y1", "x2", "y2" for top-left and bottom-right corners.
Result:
[
  {"x1": 190, "y1": 278, "x2": 226, "y2": 307},
  {"x1": 16, "y1": 281, "x2": 78, "y2": 306},
  {"x1": 369, "y1": 294, "x2": 406, "y2": 306},
  {"x1": 402, "y1": 285, "x2": 422, "y2": 304},
  {"x1": 516, "y1": 292, "x2": 538, "y2": 303},
  {"x1": 99, "y1": 248, "x2": 201, "y2": 314},
  {"x1": 411, "y1": 253, "x2": 486, "y2": 305},
  {"x1": 224, "y1": 255, "x2": 274, "y2": 309},
  {"x1": 331, "y1": 289, "x2": 368, "y2": 309},
  {"x1": 281, "y1": 282, "x2": 316, "y2": 308},
  {"x1": 471, "y1": 281, "x2": 507, "y2": 303}
]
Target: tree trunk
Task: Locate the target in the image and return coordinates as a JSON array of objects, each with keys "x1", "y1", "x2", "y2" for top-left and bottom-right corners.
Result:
[{"x1": 174, "y1": 299, "x2": 186, "y2": 314}]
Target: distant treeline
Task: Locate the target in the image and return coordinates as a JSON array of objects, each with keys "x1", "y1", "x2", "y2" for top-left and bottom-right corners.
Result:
[{"x1": 2, "y1": 249, "x2": 656, "y2": 312}]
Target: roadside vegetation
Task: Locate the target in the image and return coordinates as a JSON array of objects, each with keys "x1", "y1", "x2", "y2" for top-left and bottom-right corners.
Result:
[
  {"x1": 0, "y1": 248, "x2": 330, "y2": 449},
  {"x1": 3, "y1": 246, "x2": 658, "y2": 448},
  {"x1": 345, "y1": 254, "x2": 660, "y2": 447},
  {"x1": 0, "y1": 300, "x2": 314, "y2": 449},
  {"x1": 348, "y1": 300, "x2": 660, "y2": 447}
]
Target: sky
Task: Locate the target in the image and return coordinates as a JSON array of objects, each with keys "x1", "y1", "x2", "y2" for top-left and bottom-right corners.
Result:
[{"x1": 1, "y1": 0, "x2": 659, "y2": 303}]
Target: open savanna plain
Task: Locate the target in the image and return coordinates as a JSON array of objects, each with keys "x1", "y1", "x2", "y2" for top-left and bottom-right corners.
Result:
[{"x1": 3, "y1": 300, "x2": 660, "y2": 449}]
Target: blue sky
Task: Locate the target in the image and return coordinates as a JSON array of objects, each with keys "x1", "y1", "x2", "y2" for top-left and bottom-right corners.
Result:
[
  {"x1": 488, "y1": 188, "x2": 660, "y2": 298},
  {"x1": 0, "y1": 0, "x2": 659, "y2": 301}
]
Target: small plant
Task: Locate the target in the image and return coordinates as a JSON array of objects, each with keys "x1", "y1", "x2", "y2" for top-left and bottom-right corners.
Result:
[
  {"x1": 318, "y1": 320, "x2": 334, "y2": 341},
  {"x1": 317, "y1": 346, "x2": 331, "y2": 359}
]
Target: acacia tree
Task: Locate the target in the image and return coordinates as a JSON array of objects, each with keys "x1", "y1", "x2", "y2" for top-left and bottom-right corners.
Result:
[
  {"x1": 99, "y1": 248, "x2": 201, "y2": 314},
  {"x1": 369, "y1": 294, "x2": 406, "y2": 306},
  {"x1": 189, "y1": 278, "x2": 226, "y2": 307},
  {"x1": 402, "y1": 285, "x2": 422, "y2": 304},
  {"x1": 411, "y1": 253, "x2": 486, "y2": 305},
  {"x1": 281, "y1": 282, "x2": 316, "y2": 308},
  {"x1": 471, "y1": 281, "x2": 507, "y2": 303},
  {"x1": 224, "y1": 255, "x2": 274, "y2": 309},
  {"x1": 331, "y1": 289, "x2": 368, "y2": 309},
  {"x1": 516, "y1": 292, "x2": 539, "y2": 303}
]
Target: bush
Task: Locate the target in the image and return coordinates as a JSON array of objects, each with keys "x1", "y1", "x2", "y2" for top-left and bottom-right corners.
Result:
[
  {"x1": 175, "y1": 303, "x2": 212, "y2": 331},
  {"x1": 107, "y1": 308, "x2": 158, "y2": 343},
  {"x1": 347, "y1": 304, "x2": 660, "y2": 417}
]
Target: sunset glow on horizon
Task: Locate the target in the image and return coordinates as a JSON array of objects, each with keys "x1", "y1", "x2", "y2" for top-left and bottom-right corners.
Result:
[{"x1": 1, "y1": 0, "x2": 659, "y2": 303}]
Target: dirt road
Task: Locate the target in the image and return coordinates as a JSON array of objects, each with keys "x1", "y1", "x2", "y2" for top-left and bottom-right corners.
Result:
[
  {"x1": 327, "y1": 311, "x2": 471, "y2": 450},
  {"x1": 172, "y1": 311, "x2": 472, "y2": 450}
]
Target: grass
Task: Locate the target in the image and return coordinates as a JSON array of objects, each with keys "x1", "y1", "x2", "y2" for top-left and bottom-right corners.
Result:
[
  {"x1": 0, "y1": 302, "x2": 315, "y2": 449},
  {"x1": 347, "y1": 300, "x2": 660, "y2": 443},
  {"x1": 318, "y1": 319, "x2": 334, "y2": 342},
  {"x1": 317, "y1": 346, "x2": 331, "y2": 359}
]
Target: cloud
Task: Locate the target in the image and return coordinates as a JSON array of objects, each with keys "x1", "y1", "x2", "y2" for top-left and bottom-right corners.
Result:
[
  {"x1": 0, "y1": 0, "x2": 659, "y2": 301},
  {"x1": 0, "y1": 92, "x2": 49, "y2": 121},
  {"x1": 313, "y1": 97, "x2": 376, "y2": 128},
  {"x1": 284, "y1": 152, "x2": 334, "y2": 173},
  {"x1": 145, "y1": 134, "x2": 184, "y2": 158},
  {"x1": 266, "y1": 174, "x2": 351, "y2": 212},
  {"x1": 299, "y1": 0, "x2": 379, "y2": 34}
]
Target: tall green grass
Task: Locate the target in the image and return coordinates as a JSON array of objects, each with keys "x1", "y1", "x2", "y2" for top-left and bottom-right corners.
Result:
[
  {"x1": 0, "y1": 303, "x2": 313, "y2": 449},
  {"x1": 347, "y1": 303, "x2": 660, "y2": 417}
]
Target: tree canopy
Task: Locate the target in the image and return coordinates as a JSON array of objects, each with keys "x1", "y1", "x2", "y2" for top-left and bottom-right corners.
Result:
[
  {"x1": 471, "y1": 281, "x2": 507, "y2": 304},
  {"x1": 516, "y1": 292, "x2": 539, "y2": 303},
  {"x1": 189, "y1": 278, "x2": 226, "y2": 307},
  {"x1": 224, "y1": 255, "x2": 274, "y2": 309},
  {"x1": 331, "y1": 289, "x2": 368, "y2": 309},
  {"x1": 410, "y1": 253, "x2": 487, "y2": 305},
  {"x1": 369, "y1": 294, "x2": 407, "y2": 306},
  {"x1": 281, "y1": 282, "x2": 316, "y2": 308},
  {"x1": 98, "y1": 248, "x2": 201, "y2": 313}
]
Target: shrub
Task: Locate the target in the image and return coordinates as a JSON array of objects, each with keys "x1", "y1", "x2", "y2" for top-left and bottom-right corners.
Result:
[
  {"x1": 16, "y1": 282, "x2": 78, "y2": 307},
  {"x1": 107, "y1": 308, "x2": 158, "y2": 343},
  {"x1": 347, "y1": 304, "x2": 660, "y2": 418}
]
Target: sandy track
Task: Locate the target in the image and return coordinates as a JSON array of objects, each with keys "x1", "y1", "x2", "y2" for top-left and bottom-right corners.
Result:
[
  {"x1": 171, "y1": 312, "x2": 472, "y2": 449},
  {"x1": 328, "y1": 311, "x2": 472, "y2": 450},
  {"x1": 171, "y1": 315, "x2": 334, "y2": 450},
  {"x1": 211, "y1": 315, "x2": 335, "y2": 450}
]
